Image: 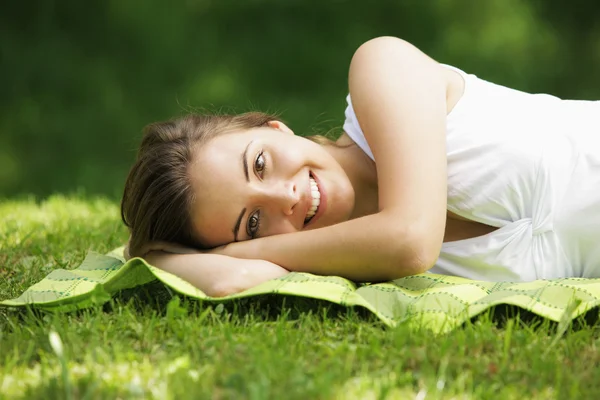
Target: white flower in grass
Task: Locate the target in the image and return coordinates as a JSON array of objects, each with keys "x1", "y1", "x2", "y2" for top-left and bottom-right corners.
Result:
[
  {"x1": 128, "y1": 374, "x2": 145, "y2": 397},
  {"x1": 149, "y1": 378, "x2": 168, "y2": 399},
  {"x1": 166, "y1": 356, "x2": 190, "y2": 375},
  {"x1": 188, "y1": 370, "x2": 200, "y2": 382},
  {"x1": 48, "y1": 331, "x2": 64, "y2": 358},
  {"x1": 70, "y1": 364, "x2": 89, "y2": 377}
]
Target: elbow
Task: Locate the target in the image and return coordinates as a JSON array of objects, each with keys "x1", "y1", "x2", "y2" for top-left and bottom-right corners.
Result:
[
  {"x1": 381, "y1": 255, "x2": 434, "y2": 282},
  {"x1": 207, "y1": 282, "x2": 239, "y2": 298},
  {"x1": 381, "y1": 231, "x2": 441, "y2": 281},
  {"x1": 407, "y1": 247, "x2": 439, "y2": 276},
  {"x1": 206, "y1": 268, "x2": 252, "y2": 298}
]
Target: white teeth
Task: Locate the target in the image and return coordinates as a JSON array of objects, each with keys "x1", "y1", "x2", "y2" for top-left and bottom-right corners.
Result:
[{"x1": 305, "y1": 177, "x2": 321, "y2": 223}]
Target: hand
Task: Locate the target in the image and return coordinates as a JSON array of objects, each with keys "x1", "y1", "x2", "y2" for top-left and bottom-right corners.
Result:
[
  {"x1": 142, "y1": 241, "x2": 204, "y2": 257},
  {"x1": 124, "y1": 243, "x2": 131, "y2": 260},
  {"x1": 207, "y1": 240, "x2": 261, "y2": 260},
  {"x1": 124, "y1": 239, "x2": 202, "y2": 261}
]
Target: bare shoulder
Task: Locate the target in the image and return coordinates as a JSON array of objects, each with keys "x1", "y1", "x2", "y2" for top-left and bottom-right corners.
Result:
[
  {"x1": 350, "y1": 37, "x2": 442, "y2": 79},
  {"x1": 352, "y1": 36, "x2": 431, "y2": 58},
  {"x1": 349, "y1": 36, "x2": 463, "y2": 114}
]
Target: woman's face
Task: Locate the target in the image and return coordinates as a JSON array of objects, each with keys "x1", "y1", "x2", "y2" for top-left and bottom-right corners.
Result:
[{"x1": 189, "y1": 121, "x2": 355, "y2": 248}]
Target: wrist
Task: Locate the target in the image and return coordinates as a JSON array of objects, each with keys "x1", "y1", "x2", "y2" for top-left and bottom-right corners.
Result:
[{"x1": 218, "y1": 237, "x2": 266, "y2": 260}]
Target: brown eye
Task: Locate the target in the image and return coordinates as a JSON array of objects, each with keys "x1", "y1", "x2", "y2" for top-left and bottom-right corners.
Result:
[
  {"x1": 247, "y1": 211, "x2": 261, "y2": 239},
  {"x1": 254, "y1": 151, "x2": 266, "y2": 177}
]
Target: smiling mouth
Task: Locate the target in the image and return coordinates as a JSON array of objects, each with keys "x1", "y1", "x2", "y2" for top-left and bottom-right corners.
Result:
[{"x1": 304, "y1": 174, "x2": 321, "y2": 225}]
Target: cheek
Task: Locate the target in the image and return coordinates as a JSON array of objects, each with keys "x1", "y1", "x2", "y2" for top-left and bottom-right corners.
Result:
[
  {"x1": 274, "y1": 146, "x2": 308, "y2": 170},
  {"x1": 265, "y1": 218, "x2": 298, "y2": 237},
  {"x1": 325, "y1": 176, "x2": 355, "y2": 223},
  {"x1": 283, "y1": 138, "x2": 321, "y2": 161}
]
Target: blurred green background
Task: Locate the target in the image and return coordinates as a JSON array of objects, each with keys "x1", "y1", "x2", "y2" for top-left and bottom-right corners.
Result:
[{"x1": 2, "y1": 0, "x2": 599, "y2": 199}]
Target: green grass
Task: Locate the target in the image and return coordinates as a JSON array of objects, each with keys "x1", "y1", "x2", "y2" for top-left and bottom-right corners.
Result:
[{"x1": 2, "y1": 196, "x2": 600, "y2": 399}]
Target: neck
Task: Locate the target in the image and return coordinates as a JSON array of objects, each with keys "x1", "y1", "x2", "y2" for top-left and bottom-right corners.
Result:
[{"x1": 327, "y1": 133, "x2": 379, "y2": 219}]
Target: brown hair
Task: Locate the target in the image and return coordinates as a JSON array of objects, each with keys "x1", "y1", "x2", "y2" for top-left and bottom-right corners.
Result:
[{"x1": 121, "y1": 112, "x2": 278, "y2": 257}]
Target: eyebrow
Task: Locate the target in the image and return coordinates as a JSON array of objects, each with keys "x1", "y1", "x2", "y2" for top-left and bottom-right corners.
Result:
[
  {"x1": 234, "y1": 140, "x2": 254, "y2": 241},
  {"x1": 233, "y1": 207, "x2": 246, "y2": 242},
  {"x1": 242, "y1": 140, "x2": 254, "y2": 182}
]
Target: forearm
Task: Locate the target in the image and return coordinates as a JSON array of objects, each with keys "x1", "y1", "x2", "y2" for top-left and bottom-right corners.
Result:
[
  {"x1": 144, "y1": 252, "x2": 289, "y2": 297},
  {"x1": 224, "y1": 211, "x2": 435, "y2": 282},
  {"x1": 219, "y1": 40, "x2": 449, "y2": 281}
]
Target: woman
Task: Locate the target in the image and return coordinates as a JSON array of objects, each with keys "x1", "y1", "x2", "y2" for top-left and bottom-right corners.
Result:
[{"x1": 121, "y1": 37, "x2": 600, "y2": 297}]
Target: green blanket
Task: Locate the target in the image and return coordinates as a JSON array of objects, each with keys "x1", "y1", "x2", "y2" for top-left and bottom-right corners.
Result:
[{"x1": 2, "y1": 247, "x2": 599, "y2": 333}]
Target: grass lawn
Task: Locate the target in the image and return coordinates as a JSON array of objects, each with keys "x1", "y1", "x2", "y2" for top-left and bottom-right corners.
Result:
[{"x1": 1, "y1": 196, "x2": 600, "y2": 399}]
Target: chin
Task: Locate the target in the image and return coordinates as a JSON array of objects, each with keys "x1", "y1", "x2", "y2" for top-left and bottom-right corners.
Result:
[{"x1": 320, "y1": 207, "x2": 354, "y2": 229}]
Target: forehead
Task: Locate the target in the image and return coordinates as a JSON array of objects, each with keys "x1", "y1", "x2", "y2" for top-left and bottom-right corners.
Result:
[
  {"x1": 188, "y1": 133, "x2": 249, "y2": 247},
  {"x1": 187, "y1": 127, "x2": 303, "y2": 247},
  {"x1": 195, "y1": 127, "x2": 279, "y2": 160}
]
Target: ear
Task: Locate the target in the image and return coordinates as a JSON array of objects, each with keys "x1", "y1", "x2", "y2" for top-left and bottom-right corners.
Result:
[{"x1": 267, "y1": 120, "x2": 294, "y2": 135}]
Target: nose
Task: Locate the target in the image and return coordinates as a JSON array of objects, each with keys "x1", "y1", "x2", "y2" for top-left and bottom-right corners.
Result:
[{"x1": 262, "y1": 180, "x2": 299, "y2": 216}]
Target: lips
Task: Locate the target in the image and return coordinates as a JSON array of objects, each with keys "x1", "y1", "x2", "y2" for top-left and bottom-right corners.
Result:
[
  {"x1": 304, "y1": 176, "x2": 320, "y2": 224},
  {"x1": 303, "y1": 171, "x2": 326, "y2": 228}
]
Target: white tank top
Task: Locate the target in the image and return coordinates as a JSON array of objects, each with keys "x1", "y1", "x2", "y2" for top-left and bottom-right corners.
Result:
[{"x1": 343, "y1": 65, "x2": 600, "y2": 281}]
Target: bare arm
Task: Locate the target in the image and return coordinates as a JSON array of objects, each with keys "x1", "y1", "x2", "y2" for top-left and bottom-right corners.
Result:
[
  {"x1": 217, "y1": 37, "x2": 448, "y2": 282},
  {"x1": 143, "y1": 252, "x2": 289, "y2": 297}
]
